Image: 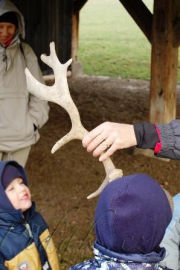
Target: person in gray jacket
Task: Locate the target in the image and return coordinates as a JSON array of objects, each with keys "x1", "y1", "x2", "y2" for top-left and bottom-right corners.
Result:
[
  {"x1": 160, "y1": 193, "x2": 180, "y2": 270},
  {"x1": 0, "y1": 0, "x2": 49, "y2": 167},
  {"x1": 82, "y1": 119, "x2": 180, "y2": 270}
]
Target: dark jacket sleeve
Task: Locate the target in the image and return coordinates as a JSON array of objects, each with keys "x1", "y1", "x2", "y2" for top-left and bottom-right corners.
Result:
[
  {"x1": 133, "y1": 120, "x2": 180, "y2": 160},
  {"x1": 156, "y1": 120, "x2": 180, "y2": 159},
  {"x1": 133, "y1": 122, "x2": 159, "y2": 149}
]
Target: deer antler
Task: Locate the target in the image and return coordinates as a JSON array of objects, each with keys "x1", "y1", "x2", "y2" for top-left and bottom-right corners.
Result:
[{"x1": 25, "y1": 42, "x2": 123, "y2": 199}]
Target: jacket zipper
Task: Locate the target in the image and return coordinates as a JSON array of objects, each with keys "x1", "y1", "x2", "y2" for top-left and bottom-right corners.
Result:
[
  {"x1": 24, "y1": 222, "x2": 50, "y2": 269},
  {"x1": 24, "y1": 222, "x2": 33, "y2": 238},
  {"x1": 2, "y1": 50, "x2": 7, "y2": 71}
]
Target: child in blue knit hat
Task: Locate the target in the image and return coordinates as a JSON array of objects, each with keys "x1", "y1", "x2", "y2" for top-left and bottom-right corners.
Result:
[
  {"x1": 0, "y1": 160, "x2": 60, "y2": 270},
  {"x1": 69, "y1": 173, "x2": 173, "y2": 270}
]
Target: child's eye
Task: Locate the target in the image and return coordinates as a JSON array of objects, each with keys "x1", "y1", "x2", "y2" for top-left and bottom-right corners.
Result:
[
  {"x1": 8, "y1": 26, "x2": 14, "y2": 31},
  {"x1": 7, "y1": 187, "x2": 14, "y2": 192}
]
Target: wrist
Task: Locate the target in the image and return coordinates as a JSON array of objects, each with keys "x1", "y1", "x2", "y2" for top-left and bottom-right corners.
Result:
[{"x1": 130, "y1": 124, "x2": 137, "y2": 146}]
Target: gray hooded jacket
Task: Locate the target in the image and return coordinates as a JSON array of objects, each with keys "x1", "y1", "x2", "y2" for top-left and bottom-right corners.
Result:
[
  {"x1": 160, "y1": 193, "x2": 180, "y2": 270},
  {"x1": 0, "y1": 0, "x2": 49, "y2": 152}
]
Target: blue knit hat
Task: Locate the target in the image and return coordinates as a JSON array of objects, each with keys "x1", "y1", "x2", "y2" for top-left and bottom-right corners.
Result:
[
  {"x1": 95, "y1": 174, "x2": 172, "y2": 254},
  {"x1": 2, "y1": 165, "x2": 24, "y2": 189}
]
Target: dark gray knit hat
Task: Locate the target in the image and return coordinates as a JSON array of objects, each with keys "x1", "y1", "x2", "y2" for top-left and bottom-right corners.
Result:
[{"x1": 0, "y1": 12, "x2": 18, "y2": 27}]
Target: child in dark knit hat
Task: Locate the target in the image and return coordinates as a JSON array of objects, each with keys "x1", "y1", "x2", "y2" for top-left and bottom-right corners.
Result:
[
  {"x1": 0, "y1": 160, "x2": 60, "y2": 270},
  {"x1": 69, "y1": 174, "x2": 173, "y2": 270}
]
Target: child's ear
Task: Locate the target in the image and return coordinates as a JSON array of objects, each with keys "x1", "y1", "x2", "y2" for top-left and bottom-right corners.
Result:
[{"x1": 161, "y1": 187, "x2": 174, "y2": 213}]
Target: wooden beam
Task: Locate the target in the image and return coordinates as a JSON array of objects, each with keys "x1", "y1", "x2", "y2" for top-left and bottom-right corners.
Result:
[
  {"x1": 173, "y1": 19, "x2": 180, "y2": 46},
  {"x1": 173, "y1": 0, "x2": 180, "y2": 47},
  {"x1": 149, "y1": 0, "x2": 179, "y2": 124},
  {"x1": 58, "y1": 0, "x2": 73, "y2": 63},
  {"x1": 71, "y1": 11, "x2": 79, "y2": 61},
  {"x1": 71, "y1": 1, "x2": 87, "y2": 58},
  {"x1": 73, "y1": 0, "x2": 88, "y2": 12},
  {"x1": 118, "y1": 0, "x2": 152, "y2": 42}
]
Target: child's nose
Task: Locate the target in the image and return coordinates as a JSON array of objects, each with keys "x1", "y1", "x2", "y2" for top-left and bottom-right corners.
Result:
[
  {"x1": 19, "y1": 184, "x2": 26, "y2": 191},
  {"x1": 2, "y1": 28, "x2": 8, "y2": 36}
]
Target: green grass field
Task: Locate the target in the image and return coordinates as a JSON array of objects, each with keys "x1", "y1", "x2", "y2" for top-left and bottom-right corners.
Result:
[{"x1": 79, "y1": 0, "x2": 180, "y2": 81}]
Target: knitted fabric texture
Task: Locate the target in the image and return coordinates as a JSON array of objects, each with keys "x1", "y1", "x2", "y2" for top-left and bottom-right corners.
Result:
[
  {"x1": 2, "y1": 164, "x2": 24, "y2": 189},
  {"x1": 0, "y1": 161, "x2": 28, "y2": 211},
  {"x1": 95, "y1": 174, "x2": 172, "y2": 254},
  {"x1": 0, "y1": 12, "x2": 18, "y2": 27}
]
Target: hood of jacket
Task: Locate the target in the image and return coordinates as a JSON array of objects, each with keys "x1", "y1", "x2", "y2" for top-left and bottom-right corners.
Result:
[
  {"x1": 94, "y1": 242, "x2": 166, "y2": 264},
  {"x1": 0, "y1": 0, "x2": 25, "y2": 39},
  {"x1": 0, "y1": 160, "x2": 28, "y2": 212},
  {"x1": 70, "y1": 243, "x2": 168, "y2": 270}
]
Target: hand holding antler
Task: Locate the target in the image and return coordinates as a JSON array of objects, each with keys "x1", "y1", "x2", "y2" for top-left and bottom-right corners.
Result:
[
  {"x1": 82, "y1": 122, "x2": 137, "y2": 161},
  {"x1": 25, "y1": 42, "x2": 123, "y2": 199}
]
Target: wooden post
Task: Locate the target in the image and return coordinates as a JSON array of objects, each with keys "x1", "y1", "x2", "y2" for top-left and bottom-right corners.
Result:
[
  {"x1": 71, "y1": 11, "x2": 83, "y2": 76},
  {"x1": 71, "y1": 11, "x2": 79, "y2": 61},
  {"x1": 71, "y1": 0, "x2": 88, "y2": 61},
  {"x1": 149, "y1": 0, "x2": 179, "y2": 123},
  {"x1": 71, "y1": 0, "x2": 88, "y2": 76}
]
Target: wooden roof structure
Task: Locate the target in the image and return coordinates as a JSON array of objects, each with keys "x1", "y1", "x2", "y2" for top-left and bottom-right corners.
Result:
[{"x1": 14, "y1": 0, "x2": 180, "y2": 124}]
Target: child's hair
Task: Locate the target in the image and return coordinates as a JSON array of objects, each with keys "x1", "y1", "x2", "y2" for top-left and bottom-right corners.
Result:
[{"x1": 95, "y1": 174, "x2": 172, "y2": 254}]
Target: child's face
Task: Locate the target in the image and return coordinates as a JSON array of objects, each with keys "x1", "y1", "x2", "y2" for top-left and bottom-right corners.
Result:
[
  {"x1": 0, "y1": 22, "x2": 16, "y2": 45},
  {"x1": 5, "y1": 178, "x2": 32, "y2": 212}
]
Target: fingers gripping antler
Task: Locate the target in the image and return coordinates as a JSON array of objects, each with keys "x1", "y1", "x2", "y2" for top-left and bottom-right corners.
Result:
[{"x1": 25, "y1": 42, "x2": 123, "y2": 199}]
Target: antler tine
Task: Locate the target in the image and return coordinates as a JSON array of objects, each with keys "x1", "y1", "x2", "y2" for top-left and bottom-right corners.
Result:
[
  {"x1": 41, "y1": 42, "x2": 72, "y2": 78},
  {"x1": 51, "y1": 126, "x2": 87, "y2": 154},
  {"x1": 25, "y1": 68, "x2": 59, "y2": 103},
  {"x1": 87, "y1": 176, "x2": 109, "y2": 200},
  {"x1": 25, "y1": 41, "x2": 123, "y2": 199},
  {"x1": 40, "y1": 42, "x2": 58, "y2": 69},
  {"x1": 87, "y1": 158, "x2": 123, "y2": 199}
]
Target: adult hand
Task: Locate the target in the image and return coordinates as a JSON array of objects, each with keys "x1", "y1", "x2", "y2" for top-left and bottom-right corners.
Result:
[{"x1": 82, "y1": 122, "x2": 137, "y2": 161}]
